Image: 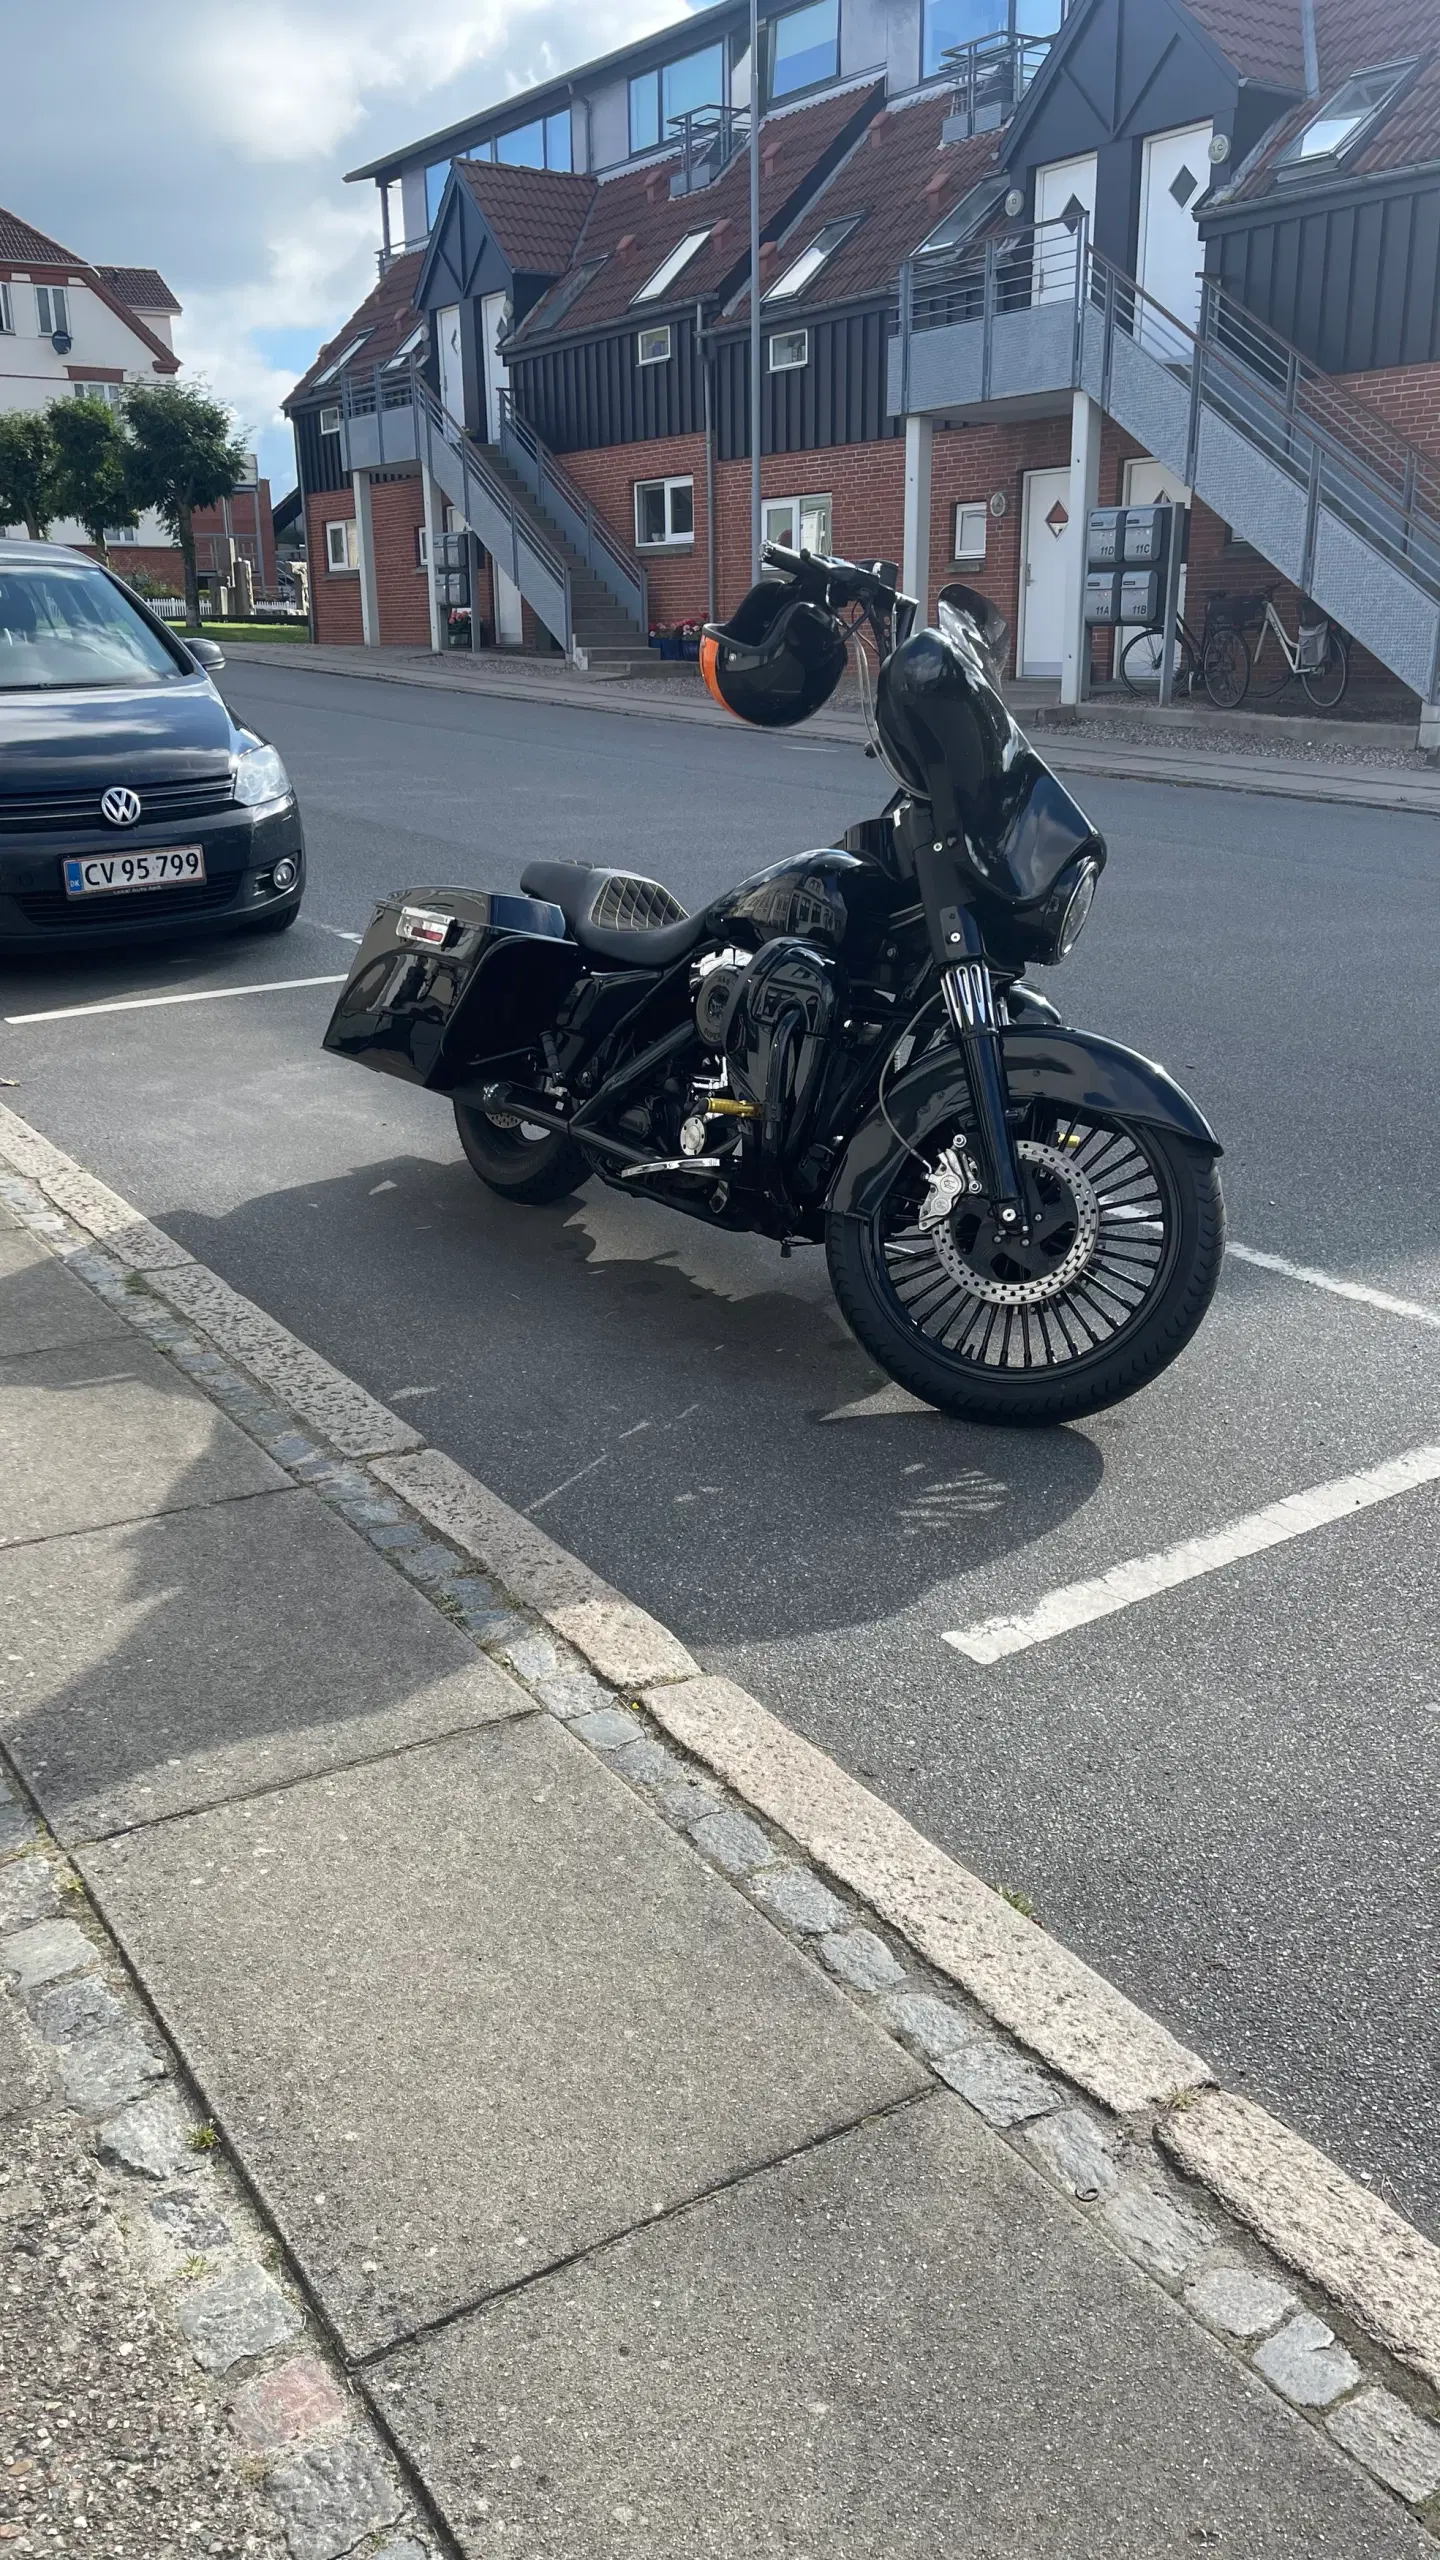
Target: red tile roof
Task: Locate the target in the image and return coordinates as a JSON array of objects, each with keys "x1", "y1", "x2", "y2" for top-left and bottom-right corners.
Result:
[
  {"x1": 456, "y1": 160, "x2": 596, "y2": 273},
  {"x1": 284, "y1": 250, "x2": 426, "y2": 407},
  {"x1": 1211, "y1": 0, "x2": 1440, "y2": 204},
  {"x1": 97, "y1": 265, "x2": 181, "y2": 314},
  {"x1": 513, "y1": 80, "x2": 886, "y2": 346},
  {"x1": 1183, "y1": 0, "x2": 1307, "y2": 94},
  {"x1": 0, "y1": 204, "x2": 81, "y2": 265}
]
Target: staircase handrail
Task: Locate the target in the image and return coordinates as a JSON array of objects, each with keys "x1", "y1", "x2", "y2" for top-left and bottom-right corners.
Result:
[
  {"x1": 498, "y1": 393, "x2": 649, "y2": 632},
  {"x1": 898, "y1": 218, "x2": 1440, "y2": 603}
]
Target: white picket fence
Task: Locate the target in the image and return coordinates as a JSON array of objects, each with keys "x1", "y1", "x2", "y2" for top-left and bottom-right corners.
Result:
[{"x1": 151, "y1": 597, "x2": 306, "y2": 624}]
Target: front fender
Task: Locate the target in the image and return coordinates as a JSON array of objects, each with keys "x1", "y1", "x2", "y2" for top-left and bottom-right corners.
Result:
[{"x1": 830, "y1": 1025, "x2": 1221, "y2": 1223}]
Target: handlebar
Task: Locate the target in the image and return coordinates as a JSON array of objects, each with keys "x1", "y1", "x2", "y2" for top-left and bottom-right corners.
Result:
[{"x1": 761, "y1": 542, "x2": 916, "y2": 639}]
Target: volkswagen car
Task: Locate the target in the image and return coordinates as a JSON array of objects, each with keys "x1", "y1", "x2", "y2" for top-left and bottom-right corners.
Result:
[{"x1": 0, "y1": 540, "x2": 304, "y2": 951}]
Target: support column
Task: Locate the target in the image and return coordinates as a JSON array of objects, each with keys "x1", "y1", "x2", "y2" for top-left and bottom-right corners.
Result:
[
  {"x1": 901, "y1": 413, "x2": 934, "y2": 624},
  {"x1": 1060, "y1": 390, "x2": 1102, "y2": 707},
  {"x1": 351, "y1": 470, "x2": 379, "y2": 648},
  {"x1": 420, "y1": 468, "x2": 444, "y2": 654},
  {"x1": 1420, "y1": 698, "x2": 1440, "y2": 762}
]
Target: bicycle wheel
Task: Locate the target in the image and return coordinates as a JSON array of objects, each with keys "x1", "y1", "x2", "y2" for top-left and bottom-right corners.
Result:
[
  {"x1": 1202, "y1": 626, "x2": 1250, "y2": 710},
  {"x1": 1247, "y1": 627, "x2": 1290, "y2": 699},
  {"x1": 1119, "y1": 628, "x2": 1165, "y2": 695},
  {"x1": 1302, "y1": 630, "x2": 1348, "y2": 710}
]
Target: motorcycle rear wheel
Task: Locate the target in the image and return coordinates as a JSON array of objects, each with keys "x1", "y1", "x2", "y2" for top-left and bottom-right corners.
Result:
[
  {"x1": 453, "y1": 1100, "x2": 586, "y2": 1203},
  {"x1": 826, "y1": 1111, "x2": 1223, "y2": 1425}
]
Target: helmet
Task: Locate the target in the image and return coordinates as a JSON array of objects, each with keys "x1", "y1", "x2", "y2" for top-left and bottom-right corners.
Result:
[{"x1": 700, "y1": 580, "x2": 848, "y2": 728}]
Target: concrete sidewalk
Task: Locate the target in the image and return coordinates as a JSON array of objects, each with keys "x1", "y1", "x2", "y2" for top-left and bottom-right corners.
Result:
[
  {"x1": 221, "y1": 637, "x2": 1440, "y2": 816},
  {"x1": 3, "y1": 1168, "x2": 1440, "y2": 2556}
]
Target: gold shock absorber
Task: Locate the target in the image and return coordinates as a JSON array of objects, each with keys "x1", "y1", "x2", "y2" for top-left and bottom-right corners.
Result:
[{"x1": 704, "y1": 1098, "x2": 763, "y2": 1118}]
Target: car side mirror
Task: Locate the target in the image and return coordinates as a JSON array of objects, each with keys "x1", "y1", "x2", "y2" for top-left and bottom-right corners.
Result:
[{"x1": 186, "y1": 635, "x2": 226, "y2": 672}]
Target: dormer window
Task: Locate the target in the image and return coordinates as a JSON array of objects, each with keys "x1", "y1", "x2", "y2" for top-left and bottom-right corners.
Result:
[
  {"x1": 631, "y1": 230, "x2": 711, "y2": 303},
  {"x1": 1280, "y1": 62, "x2": 1414, "y2": 170},
  {"x1": 763, "y1": 216, "x2": 859, "y2": 302}
]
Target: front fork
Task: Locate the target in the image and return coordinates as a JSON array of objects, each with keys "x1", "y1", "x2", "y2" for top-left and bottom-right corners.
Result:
[{"x1": 914, "y1": 843, "x2": 1030, "y2": 1239}]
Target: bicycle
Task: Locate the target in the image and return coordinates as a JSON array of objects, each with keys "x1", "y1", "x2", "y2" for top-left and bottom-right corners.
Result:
[
  {"x1": 1207, "y1": 586, "x2": 1349, "y2": 711},
  {"x1": 1117, "y1": 604, "x2": 1250, "y2": 710}
]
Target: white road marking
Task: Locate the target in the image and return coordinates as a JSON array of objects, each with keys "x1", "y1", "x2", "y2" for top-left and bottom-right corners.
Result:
[
  {"x1": 1229, "y1": 1240, "x2": 1440, "y2": 1330},
  {"x1": 943, "y1": 1442, "x2": 1440, "y2": 1664},
  {"x1": 314, "y1": 921, "x2": 364, "y2": 942},
  {"x1": 5, "y1": 976, "x2": 347, "y2": 1025},
  {"x1": 526, "y1": 1451, "x2": 610, "y2": 1516}
]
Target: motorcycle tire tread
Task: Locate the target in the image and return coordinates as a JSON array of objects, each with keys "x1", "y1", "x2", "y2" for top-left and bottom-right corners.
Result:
[
  {"x1": 453, "y1": 1101, "x2": 588, "y2": 1204},
  {"x1": 825, "y1": 1132, "x2": 1224, "y2": 1427}
]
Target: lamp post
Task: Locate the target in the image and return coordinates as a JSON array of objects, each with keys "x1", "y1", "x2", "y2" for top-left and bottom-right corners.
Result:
[{"x1": 749, "y1": 0, "x2": 762, "y2": 580}]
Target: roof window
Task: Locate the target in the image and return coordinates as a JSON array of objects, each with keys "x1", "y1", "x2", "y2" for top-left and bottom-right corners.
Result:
[
  {"x1": 1280, "y1": 61, "x2": 1414, "y2": 169},
  {"x1": 385, "y1": 326, "x2": 427, "y2": 369},
  {"x1": 312, "y1": 332, "x2": 372, "y2": 386},
  {"x1": 763, "y1": 216, "x2": 859, "y2": 302},
  {"x1": 632, "y1": 229, "x2": 711, "y2": 303}
]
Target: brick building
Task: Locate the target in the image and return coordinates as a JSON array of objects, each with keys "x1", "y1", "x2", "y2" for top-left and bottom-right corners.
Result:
[{"x1": 284, "y1": 0, "x2": 1440, "y2": 740}]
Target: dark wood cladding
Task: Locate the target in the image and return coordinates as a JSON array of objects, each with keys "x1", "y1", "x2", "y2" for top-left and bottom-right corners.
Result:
[
  {"x1": 510, "y1": 313, "x2": 705, "y2": 451},
  {"x1": 1208, "y1": 177, "x2": 1440, "y2": 374},
  {"x1": 292, "y1": 403, "x2": 349, "y2": 497},
  {"x1": 513, "y1": 304, "x2": 898, "y2": 458}
]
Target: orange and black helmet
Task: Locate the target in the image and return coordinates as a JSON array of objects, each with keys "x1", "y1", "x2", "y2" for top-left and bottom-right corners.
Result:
[{"x1": 700, "y1": 579, "x2": 848, "y2": 729}]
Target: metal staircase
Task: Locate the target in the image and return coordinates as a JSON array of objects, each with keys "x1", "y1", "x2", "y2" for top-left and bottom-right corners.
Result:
[
  {"x1": 338, "y1": 364, "x2": 651, "y2": 672},
  {"x1": 893, "y1": 219, "x2": 1440, "y2": 722}
]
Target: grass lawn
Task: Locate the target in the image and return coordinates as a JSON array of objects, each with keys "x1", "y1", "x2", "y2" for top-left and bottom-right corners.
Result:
[{"x1": 199, "y1": 621, "x2": 311, "y2": 643}]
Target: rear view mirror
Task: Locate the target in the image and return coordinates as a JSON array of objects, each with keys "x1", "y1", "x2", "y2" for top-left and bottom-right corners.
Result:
[{"x1": 186, "y1": 634, "x2": 226, "y2": 672}]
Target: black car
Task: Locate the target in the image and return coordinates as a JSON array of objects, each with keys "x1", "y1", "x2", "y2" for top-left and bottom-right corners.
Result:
[{"x1": 0, "y1": 541, "x2": 304, "y2": 950}]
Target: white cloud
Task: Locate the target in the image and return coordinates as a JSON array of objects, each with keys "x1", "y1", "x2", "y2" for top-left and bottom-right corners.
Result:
[{"x1": 7, "y1": 0, "x2": 695, "y2": 491}]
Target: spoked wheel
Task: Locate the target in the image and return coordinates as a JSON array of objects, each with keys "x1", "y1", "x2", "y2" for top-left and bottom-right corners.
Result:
[
  {"x1": 827, "y1": 1109, "x2": 1224, "y2": 1424},
  {"x1": 453, "y1": 1098, "x2": 586, "y2": 1203},
  {"x1": 1301, "y1": 629, "x2": 1348, "y2": 709},
  {"x1": 1202, "y1": 626, "x2": 1250, "y2": 709}
]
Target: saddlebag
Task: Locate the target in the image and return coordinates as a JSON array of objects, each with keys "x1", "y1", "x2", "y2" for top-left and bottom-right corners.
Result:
[{"x1": 320, "y1": 885, "x2": 580, "y2": 1090}]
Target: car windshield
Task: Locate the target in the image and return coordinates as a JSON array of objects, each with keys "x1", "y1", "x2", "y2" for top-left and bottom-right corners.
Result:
[{"x1": 0, "y1": 560, "x2": 184, "y2": 690}]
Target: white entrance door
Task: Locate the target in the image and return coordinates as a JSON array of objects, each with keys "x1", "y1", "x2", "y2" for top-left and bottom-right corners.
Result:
[
  {"x1": 1118, "y1": 456, "x2": 1193, "y2": 681},
  {"x1": 1137, "y1": 122, "x2": 1213, "y2": 335},
  {"x1": 1033, "y1": 152, "x2": 1097, "y2": 303},
  {"x1": 1019, "y1": 466, "x2": 1073, "y2": 678},
  {"x1": 478, "y1": 289, "x2": 523, "y2": 644},
  {"x1": 436, "y1": 304, "x2": 464, "y2": 432}
]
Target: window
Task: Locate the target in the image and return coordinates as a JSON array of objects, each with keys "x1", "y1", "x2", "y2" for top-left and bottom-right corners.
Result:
[
  {"x1": 496, "y1": 117, "x2": 546, "y2": 167},
  {"x1": 426, "y1": 160, "x2": 456, "y2": 226},
  {"x1": 922, "y1": 0, "x2": 1006, "y2": 80},
  {"x1": 763, "y1": 494, "x2": 832, "y2": 554},
  {"x1": 764, "y1": 216, "x2": 858, "y2": 301},
  {"x1": 953, "y1": 502, "x2": 987, "y2": 562},
  {"x1": 1281, "y1": 62, "x2": 1413, "y2": 167},
  {"x1": 544, "y1": 108, "x2": 572, "y2": 170},
  {"x1": 313, "y1": 332, "x2": 371, "y2": 387},
  {"x1": 385, "y1": 325, "x2": 427, "y2": 371},
  {"x1": 629, "y1": 70, "x2": 661, "y2": 153},
  {"x1": 326, "y1": 518, "x2": 360, "y2": 572},
  {"x1": 769, "y1": 0, "x2": 839, "y2": 102},
  {"x1": 632, "y1": 229, "x2": 710, "y2": 303},
  {"x1": 0, "y1": 284, "x2": 12, "y2": 333},
  {"x1": 664, "y1": 44, "x2": 725, "y2": 130},
  {"x1": 105, "y1": 526, "x2": 139, "y2": 546},
  {"x1": 72, "y1": 379, "x2": 125, "y2": 411},
  {"x1": 634, "y1": 477, "x2": 694, "y2": 546},
  {"x1": 318, "y1": 404, "x2": 341, "y2": 436},
  {"x1": 768, "y1": 327, "x2": 809, "y2": 370},
  {"x1": 36, "y1": 285, "x2": 69, "y2": 337},
  {"x1": 416, "y1": 525, "x2": 430, "y2": 571},
  {"x1": 637, "y1": 324, "x2": 672, "y2": 365},
  {"x1": 0, "y1": 558, "x2": 185, "y2": 690}
]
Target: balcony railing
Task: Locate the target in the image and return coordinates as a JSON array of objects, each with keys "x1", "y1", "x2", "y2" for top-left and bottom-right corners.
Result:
[{"x1": 940, "y1": 30, "x2": 1055, "y2": 138}]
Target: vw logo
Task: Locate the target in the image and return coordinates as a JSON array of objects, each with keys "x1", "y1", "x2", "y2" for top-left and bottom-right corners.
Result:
[{"x1": 100, "y1": 785, "x2": 142, "y2": 827}]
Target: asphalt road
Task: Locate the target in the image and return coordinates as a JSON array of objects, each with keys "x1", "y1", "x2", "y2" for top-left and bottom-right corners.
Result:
[{"x1": 3, "y1": 658, "x2": 1437, "y2": 2237}]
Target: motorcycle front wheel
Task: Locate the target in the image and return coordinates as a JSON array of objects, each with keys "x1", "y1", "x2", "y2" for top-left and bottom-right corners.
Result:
[{"x1": 826, "y1": 1109, "x2": 1224, "y2": 1425}]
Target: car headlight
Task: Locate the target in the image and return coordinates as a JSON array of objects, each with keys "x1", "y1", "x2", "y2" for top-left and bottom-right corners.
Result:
[{"x1": 233, "y1": 743, "x2": 290, "y2": 807}]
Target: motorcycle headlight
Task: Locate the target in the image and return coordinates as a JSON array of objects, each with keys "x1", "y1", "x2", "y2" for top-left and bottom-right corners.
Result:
[
  {"x1": 1049, "y1": 856, "x2": 1100, "y2": 959},
  {"x1": 233, "y1": 743, "x2": 290, "y2": 807}
]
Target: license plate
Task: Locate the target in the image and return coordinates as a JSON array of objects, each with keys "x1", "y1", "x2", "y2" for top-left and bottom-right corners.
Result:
[{"x1": 63, "y1": 846, "x2": 207, "y2": 898}]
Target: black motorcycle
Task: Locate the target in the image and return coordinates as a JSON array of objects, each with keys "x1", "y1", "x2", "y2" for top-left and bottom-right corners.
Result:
[{"x1": 322, "y1": 545, "x2": 1223, "y2": 1423}]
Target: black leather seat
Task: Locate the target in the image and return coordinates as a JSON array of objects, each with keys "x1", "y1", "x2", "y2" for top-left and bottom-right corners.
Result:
[{"x1": 519, "y1": 860, "x2": 708, "y2": 966}]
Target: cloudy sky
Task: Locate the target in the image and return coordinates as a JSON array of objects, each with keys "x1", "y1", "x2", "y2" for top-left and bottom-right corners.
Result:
[{"x1": 10, "y1": 0, "x2": 693, "y2": 493}]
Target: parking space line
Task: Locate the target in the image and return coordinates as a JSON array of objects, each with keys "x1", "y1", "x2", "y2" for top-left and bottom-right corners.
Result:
[
  {"x1": 1229, "y1": 1240, "x2": 1440, "y2": 1330},
  {"x1": 943, "y1": 1441, "x2": 1440, "y2": 1664},
  {"x1": 5, "y1": 977, "x2": 347, "y2": 1025}
]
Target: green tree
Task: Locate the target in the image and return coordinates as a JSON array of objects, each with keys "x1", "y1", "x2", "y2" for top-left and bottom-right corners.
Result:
[
  {"x1": 50, "y1": 396, "x2": 138, "y2": 562},
  {"x1": 123, "y1": 380, "x2": 248, "y2": 630},
  {"x1": 0, "y1": 409, "x2": 60, "y2": 541}
]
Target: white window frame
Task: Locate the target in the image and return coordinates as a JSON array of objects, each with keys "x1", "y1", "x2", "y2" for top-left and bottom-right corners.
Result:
[
  {"x1": 762, "y1": 492, "x2": 832, "y2": 555},
  {"x1": 634, "y1": 476, "x2": 695, "y2": 547},
  {"x1": 1282, "y1": 60, "x2": 1413, "y2": 167},
  {"x1": 72, "y1": 379, "x2": 126, "y2": 412},
  {"x1": 768, "y1": 328, "x2": 809, "y2": 372},
  {"x1": 325, "y1": 518, "x2": 360, "y2": 572},
  {"x1": 632, "y1": 231, "x2": 711, "y2": 305},
  {"x1": 637, "y1": 324, "x2": 673, "y2": 366},
  {"x1": 313, "y1": 332, "x2": 371, "y2": 387},
  {"x1": 318, "y1": 404, "x2": 342, "y2": 436},
  {"x1": 385, "y1": 325, "x2": 427, "y2": 371},
  {"x1": 106, "y1": 525, "x2": 139, "y2": 546},
  {"x1": 763, "y1": 217, "x2": 858, "y2": 303},
  {"x1": 36, "y1": 284, "x2": 69, "y2": 336},
  {"x1": 953, "y1": 501, "x2": 988, "y2": 563},
  {"x1": 0, "y1": 284, "x2": 12, "y2": 334},
  {"x1": 416, "y1": 524, "x2": 430, "y2": 571}
]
